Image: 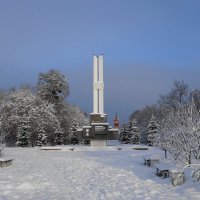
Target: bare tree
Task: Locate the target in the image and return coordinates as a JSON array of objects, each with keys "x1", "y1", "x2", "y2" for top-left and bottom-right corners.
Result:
[
  {"x1": 158, "y1": 80, "x2": 189, "y2": 110},
  {"x1": 190, "y1": 89, "x2": 200, "y2": 110}
]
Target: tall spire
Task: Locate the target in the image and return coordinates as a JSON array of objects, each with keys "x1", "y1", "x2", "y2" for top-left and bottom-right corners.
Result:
[{"x1": 114, "y1": 113, "x2": 119, "y2": 128}]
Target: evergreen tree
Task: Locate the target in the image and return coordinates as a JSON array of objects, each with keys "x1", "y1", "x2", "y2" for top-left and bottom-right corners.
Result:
[
  {"x1": 130, "y1": 119, "x2": 140, "y2": 144},
  {"x1": 120, "y1": 120, "x2": 140, "y2": 144},
  {"x1": 36, "y1": 130, "x2": 47, "y2": 146},
  {"x1": 70, "y1": 123, "x2": 79, "y2": 145},
  {"x1": 54, "y1": 130, "x2": 63, "y2": 145},
  {"x1": 16, "y1": 118, "x2": 29, "y2": 147},
  {"x1": 147, "y1": 115, "x2": 158, "y2": 146},
  {"x1": 119, "y1": 124, "x2": 129, "y2": 144}
]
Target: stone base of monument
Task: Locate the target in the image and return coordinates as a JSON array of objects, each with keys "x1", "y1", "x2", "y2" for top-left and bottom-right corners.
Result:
[{"x1": 90, "y1": 140, "x2": 107, "y2": 147}]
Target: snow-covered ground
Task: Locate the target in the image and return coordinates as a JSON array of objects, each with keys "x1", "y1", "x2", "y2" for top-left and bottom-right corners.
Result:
[{"x1": 0, "y1": 146, "x2": 199, "y2": 200}]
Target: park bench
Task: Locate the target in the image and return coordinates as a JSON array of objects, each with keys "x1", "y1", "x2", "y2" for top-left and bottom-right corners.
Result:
[
  {"x1": 155, "y1": 167, "x2": 170, "y2": 178},
  {"x1": 143, "y1": 158, "x2": 159, "y2": 167}
]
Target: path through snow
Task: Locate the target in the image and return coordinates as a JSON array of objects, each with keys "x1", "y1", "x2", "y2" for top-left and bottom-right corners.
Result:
[{"x1": 0, "y1": 147, "x2": 199, "y2": 200}]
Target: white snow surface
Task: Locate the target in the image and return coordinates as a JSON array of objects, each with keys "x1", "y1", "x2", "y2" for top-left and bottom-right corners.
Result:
[{"x1": 0, "y1": 146, "x2": 200, "y2": 200}]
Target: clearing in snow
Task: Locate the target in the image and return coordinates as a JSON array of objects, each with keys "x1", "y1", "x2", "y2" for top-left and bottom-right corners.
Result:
[{"x1": 0, "y1": 146, "x2": 199, "y2": 200}]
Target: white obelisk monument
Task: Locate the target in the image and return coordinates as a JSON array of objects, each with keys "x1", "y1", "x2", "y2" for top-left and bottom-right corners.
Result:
[
  {"x1": 93, "y1": 55, "x2": 104, "y2": 116},
  {"x1": 77, "y1": 55, "x2": 119, "y2": 146}
]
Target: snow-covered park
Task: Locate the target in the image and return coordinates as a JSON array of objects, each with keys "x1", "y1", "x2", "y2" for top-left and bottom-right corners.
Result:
[{"x1": 0, "y1": 146, "x2": 200, "y2": 200}]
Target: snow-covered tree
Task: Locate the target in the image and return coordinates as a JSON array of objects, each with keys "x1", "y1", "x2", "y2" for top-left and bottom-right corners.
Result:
[
  {"x1": 129, "y1": 105, "x2": 162, "y2": 144},
  {"x1": 119, "y1": 124, "x2": 129, "y2": 144},
  {"x1": 130, "y1": 119, "x2": 140, "y2": 144},
  {"x1": 36, "y1": 130, "x2": 47, "y2": 146},
  {"x1": 158, "y1": 99, "x2": 200, "y2": 164},
  {"x1": 54, "y1": 130, "x2": 63, "y2": 145},
  {"x1": 0, "y1": 89, "x2": 34, "y2": 146},
  {"x1": 120, "y1": 120, "x2": 140, "y2": 144},
  {"x1": 29, "y1": 100, "x2": 62, "y2": 146},
  {"x1": 190, "y1": 89, "x2": 200, "y2": 110},
  {"x1": 0, "y1": 121, "x2": 7, "y2": 157},
  {"x1": 147, "y1": 115, "x2": 159, "y2": 146},
  {"x1": 37, "y1": 69, "x2": 69, "y2": 106},
  {"x1": 69, "y1": 123, "x2": 79, "y2": 145},
  {"x1": 66, "y1": 105, "x2": 89, "y2": 128},
  {"x1": 0, "y1": 95, "x2": 6, "y2": 155},
  {"x1": 16, "y1": 117, "x2": 30, "y2": 147},
  {"x1": 0, "y1": 88, "x2": 63, "y2": 146},
  {"x1": 65, "y1": 105, "x2": 89, "y2": 144},
  {"x1": 0, "y1": 71, "x2": 89, "y2": 147},
  {"x1": 37, "y1": 69, "x2": 72, "y2": 144}
]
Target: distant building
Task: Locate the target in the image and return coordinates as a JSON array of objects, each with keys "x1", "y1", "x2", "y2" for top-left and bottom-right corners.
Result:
[{"x1": 114, "y1": 113, "x2": 119, "y2": 129}]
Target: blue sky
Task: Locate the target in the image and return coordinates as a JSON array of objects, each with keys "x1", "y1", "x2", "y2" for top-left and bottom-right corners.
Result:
[{"x1": 0, "y1": 0, "x2": 200, "y2": 124}]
